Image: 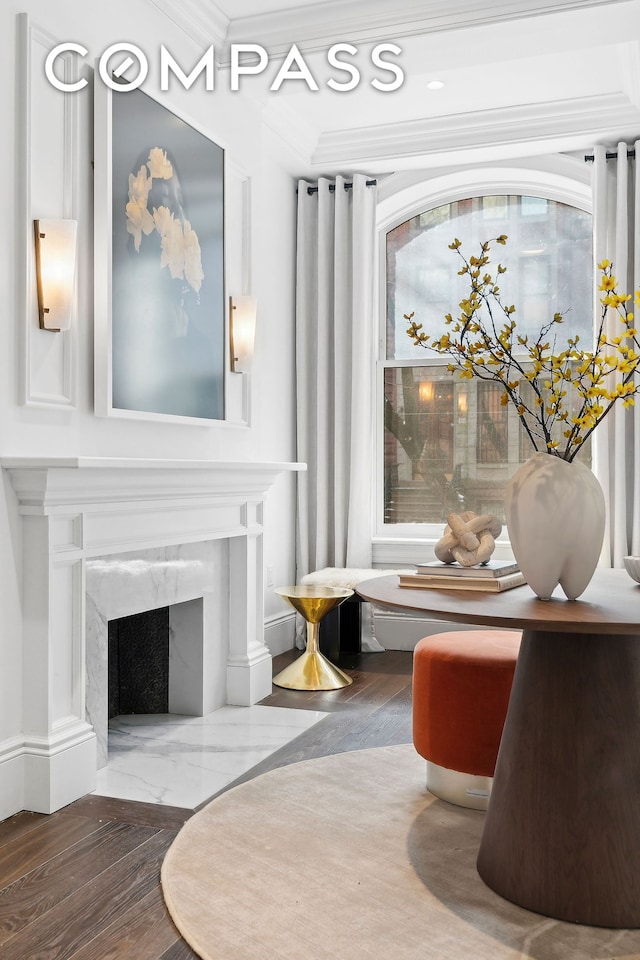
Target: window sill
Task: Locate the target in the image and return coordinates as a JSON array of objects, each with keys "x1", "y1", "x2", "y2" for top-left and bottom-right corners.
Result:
[{"x1": 372, "y1": 535, "x2": 515, "y2": 567}]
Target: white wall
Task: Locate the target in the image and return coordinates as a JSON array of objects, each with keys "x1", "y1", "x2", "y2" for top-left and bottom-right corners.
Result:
[{"x1": 0, "y1": 0, "x2": 302, "y2": 807}]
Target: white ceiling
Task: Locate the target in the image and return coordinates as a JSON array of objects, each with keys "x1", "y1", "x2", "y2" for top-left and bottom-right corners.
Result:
[{"x1": 165, "y1": 0, "x2": 640, "y2": 174}]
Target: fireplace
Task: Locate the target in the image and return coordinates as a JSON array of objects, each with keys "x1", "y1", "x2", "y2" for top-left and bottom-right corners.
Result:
[
  {"x1": 86, "y1": 539, "x2": 230, "y2": 768},
  {"x1": 2, "y1": 457, "x2": 303, "y2": 814}
]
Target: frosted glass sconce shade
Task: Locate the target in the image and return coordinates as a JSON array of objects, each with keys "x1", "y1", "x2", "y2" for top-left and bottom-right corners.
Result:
[
  {"x1": 229, "y1": 295, "x2": 257, "y2": 372},
  {"x1": 34, "y1": 218, "x2": 78, "y2": 332}
]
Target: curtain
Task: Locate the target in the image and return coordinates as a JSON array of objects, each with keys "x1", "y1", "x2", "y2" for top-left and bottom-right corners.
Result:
[
  {"x1": 592, "y1": 142, "x2": 640, "y2": 565},
  {"x1": 295, "y1": 174, "x2": 377, "y2": 578}
]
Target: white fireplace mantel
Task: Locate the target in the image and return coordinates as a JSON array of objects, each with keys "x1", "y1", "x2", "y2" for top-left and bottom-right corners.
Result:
[
  {"x1": 3, "y1": 456, "x2": 303, "y2": 508},
  {"x1": 1, "y1": 457, "x2": 305, "y2": 816}
]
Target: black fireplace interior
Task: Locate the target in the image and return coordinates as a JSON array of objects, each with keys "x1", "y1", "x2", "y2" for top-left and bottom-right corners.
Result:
[{"x1": 108, "y1": 606, "x2": 170, "y2": 718}]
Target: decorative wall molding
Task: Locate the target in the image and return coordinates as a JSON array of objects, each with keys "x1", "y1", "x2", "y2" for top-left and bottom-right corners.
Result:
[
  {"x1": 375, "y1": 161, "x2": 593, "y2": 238},
  {"x1": 225, "y1": 160, "x2": 254, "y2": 425},
  {"x1": 312, "y1": 92, "x2": 640, "y2": 168},
  {"x1": 225, "y1": 160, "x2": 253, "y2": 296},
  {"x1": 18, "y1": 14, "x2": 77, "y2": 408},
  {"x1": 619, "y1": 36, "x2": 640, "y2": 107}
]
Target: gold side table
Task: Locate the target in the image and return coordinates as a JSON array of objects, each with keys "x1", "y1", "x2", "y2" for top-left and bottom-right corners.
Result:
[{"x1": 272, "y1": 586, "x2": 354, "y2": 690}]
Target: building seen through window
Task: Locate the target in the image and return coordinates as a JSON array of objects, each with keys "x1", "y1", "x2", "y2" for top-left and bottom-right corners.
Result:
[{"x1": 384, "y1": 195, "x2": 592, "y2": 525}]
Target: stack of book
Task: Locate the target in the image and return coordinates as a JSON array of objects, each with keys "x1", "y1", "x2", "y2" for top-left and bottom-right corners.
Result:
[{"x1": 398, "y1": 559, "x2": 526, "y2": 592}]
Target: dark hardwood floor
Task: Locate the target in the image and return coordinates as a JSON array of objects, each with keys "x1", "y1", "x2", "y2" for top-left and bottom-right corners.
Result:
[{"x1": 0, "y1": 649, "x2": 414, "y2": 960}]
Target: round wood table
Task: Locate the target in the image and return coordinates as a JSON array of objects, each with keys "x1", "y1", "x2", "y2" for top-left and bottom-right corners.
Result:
[{"x1": 357, "y1": 569, "x2": 640, "y2": 928}]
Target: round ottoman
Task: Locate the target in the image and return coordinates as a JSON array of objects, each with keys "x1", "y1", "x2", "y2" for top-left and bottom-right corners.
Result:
[{"x1": 412, "y1": 630, "x2": 521, "y2": 810}]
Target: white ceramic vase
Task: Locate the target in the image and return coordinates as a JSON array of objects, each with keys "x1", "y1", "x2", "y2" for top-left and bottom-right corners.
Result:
[{"x1": 504, "y1": 451, "x2": 605, "y2": 600}]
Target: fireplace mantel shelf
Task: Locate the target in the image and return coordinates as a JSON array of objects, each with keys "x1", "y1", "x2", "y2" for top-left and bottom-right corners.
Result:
[
  {"x1": 2, "y1": 458, "x2": 306, "y2": 510},
  {"x1": 2, "y1": 457, "x2": 306, "y2": 471}
]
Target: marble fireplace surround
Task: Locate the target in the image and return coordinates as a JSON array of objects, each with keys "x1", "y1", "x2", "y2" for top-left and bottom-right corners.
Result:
[
  {"x1": 88, "y1": 540, "x2": 230, "y2": 769},
  {"x1": 2, "y1": 457, "x2": 303, "y2": 815}
]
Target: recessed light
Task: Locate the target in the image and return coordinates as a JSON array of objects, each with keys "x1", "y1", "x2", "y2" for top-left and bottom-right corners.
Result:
[{"x1": 427, "y1": 79, "x2": 445, "y2": 90}]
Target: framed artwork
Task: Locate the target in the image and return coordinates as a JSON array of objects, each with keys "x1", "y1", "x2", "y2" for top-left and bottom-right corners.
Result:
[{"x1": 94, "y1": 83, "x2": 225, "y2": 422}]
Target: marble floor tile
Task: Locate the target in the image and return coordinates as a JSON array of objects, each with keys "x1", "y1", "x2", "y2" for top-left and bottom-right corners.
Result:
[{"x1": 93, "y1": 705, "x2": 328, "y2": 808}]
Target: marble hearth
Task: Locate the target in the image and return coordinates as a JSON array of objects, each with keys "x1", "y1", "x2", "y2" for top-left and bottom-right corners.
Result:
[{"x1": 2, "y1": 457, "x2": 303, "y2": 815}]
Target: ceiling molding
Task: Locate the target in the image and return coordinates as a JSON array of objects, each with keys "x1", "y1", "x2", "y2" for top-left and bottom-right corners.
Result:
[
  {"x1": 223, "y1": 0, "x2": 630, "y2": 60},
  {"x1": 312, "y1": 92, "x2": 640, "y2": 167},
  {"x1": 145, "y1": 0, "x2": 230, "y2": 49},
  {"x1": 619, "y1": 39, "x2": 640, "y2": 108},
  {"x1": 260, "y1": 97, "x2": 319, "y2": 166}
]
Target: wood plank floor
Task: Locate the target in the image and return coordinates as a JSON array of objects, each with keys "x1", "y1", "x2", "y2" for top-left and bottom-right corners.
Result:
[{"x1": 0, "y1": 649, "x2": 414, "y2": 960}]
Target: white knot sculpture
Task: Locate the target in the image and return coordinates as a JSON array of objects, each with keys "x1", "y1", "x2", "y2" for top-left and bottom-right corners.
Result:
[{"x1": 434, "y1": 511, "x2": 502, "y2": 567}]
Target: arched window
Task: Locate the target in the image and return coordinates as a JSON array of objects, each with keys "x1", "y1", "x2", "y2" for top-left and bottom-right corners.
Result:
[{"x1": 381, "y1": 193, "x2": 592, "y2": 534}]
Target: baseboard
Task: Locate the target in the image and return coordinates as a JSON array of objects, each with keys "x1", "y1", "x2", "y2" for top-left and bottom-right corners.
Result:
[
  {"x1": 264, "y1": 611, "x2": 296, "y2": 656},
  {"x1": 22, "y1": 726, "x2": 97, "y2": 815},
  {"x1": 263, "y1": 609, "x2": 471, "y2": 654},
  {"x1": 0, "y1": 737, "x2": 25, "y2": 821},
  {"x1": 373, "y1": 612, "x2": 475, "y2": 651}
]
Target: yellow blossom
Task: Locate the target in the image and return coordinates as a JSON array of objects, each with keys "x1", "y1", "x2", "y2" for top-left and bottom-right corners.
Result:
[{"x1": 405, "y1": 237, "x2": 640, "y2": 461}]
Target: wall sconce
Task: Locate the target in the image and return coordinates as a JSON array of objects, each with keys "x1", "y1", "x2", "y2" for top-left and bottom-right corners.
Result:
[
  {"x1": 33, "y1": 219, "x2": 78, "y2": 332},
  {"x1": 229, "y1": 295, "x2": 257, "y2": 372},
  {"x1": 457, "y1": 390, "x2": 468, "y2": 417}
]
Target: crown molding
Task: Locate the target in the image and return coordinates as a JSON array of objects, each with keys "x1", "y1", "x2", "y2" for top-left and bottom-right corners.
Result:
[
  {"x1": 223, "y1": 0, "x2": 630, "y2": 60},
  {"x1": 312, "y1": 92, "x2": 640, "y2": 168},
  {"x1": 145, "y1": 0, "x2": 230, "y2": 49},
  {"x1": 260, "y1": 97, "x2": 319, "y2": 167},
  {"x1": 619, "y1": 37, "x2": 640, "y2": 107}
]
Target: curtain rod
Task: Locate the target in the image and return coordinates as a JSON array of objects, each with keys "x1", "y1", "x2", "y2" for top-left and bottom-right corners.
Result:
[
  {"x1": 584, "y1": 149, "x2": 636, "y2": 161},
  {"x1": 302, "y1": 179, "x2": 377, "y2": 195}
]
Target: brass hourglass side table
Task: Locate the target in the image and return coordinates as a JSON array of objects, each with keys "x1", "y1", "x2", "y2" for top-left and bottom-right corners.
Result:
[{"x1": 272, "y1": 586, "x2": 354, "y2": 690}]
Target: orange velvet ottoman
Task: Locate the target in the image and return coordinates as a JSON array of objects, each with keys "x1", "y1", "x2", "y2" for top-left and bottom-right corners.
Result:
[{"x1": 412, "y1": 630, "x2": 521, "y2": 810}]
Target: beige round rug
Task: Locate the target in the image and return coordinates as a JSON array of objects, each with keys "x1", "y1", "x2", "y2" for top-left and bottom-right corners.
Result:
[{"x1": 161, "y1": 744, "x2": 640, "y2": 960}]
